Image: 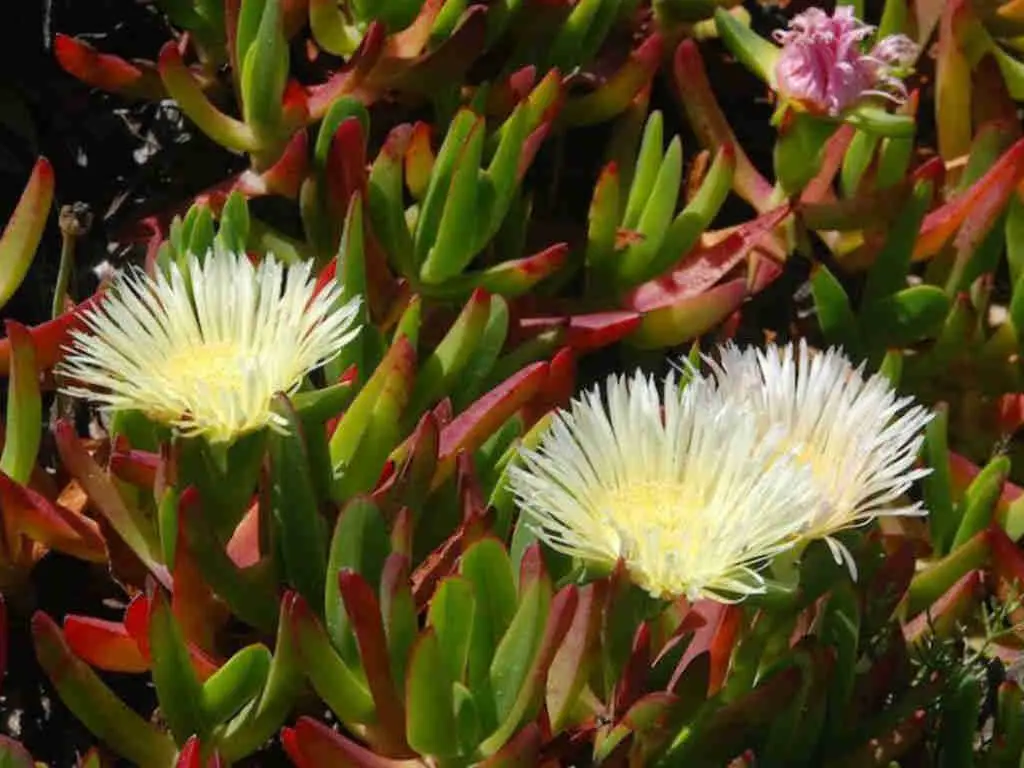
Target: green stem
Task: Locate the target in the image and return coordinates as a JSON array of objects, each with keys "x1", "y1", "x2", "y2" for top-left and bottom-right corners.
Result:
[{"x1": 52, "y1": 204, "x2": 91, "y2": 320}]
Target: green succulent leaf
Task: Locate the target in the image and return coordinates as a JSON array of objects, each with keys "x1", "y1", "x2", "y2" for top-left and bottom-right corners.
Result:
[
  {"x1": 811, "y1": 265, "x2": 860, "y2": 356},
  {"x1": 428, "y1": 576, "x2": 477, "y2": 685},
  {"x1": 406, "y1": 629, "x2": 460, "y2": 758},
  {"x1": 269, "y1": 395, "x2": 328, "y2": 610},
  {"x1": 713, "y1": 7, "x2": 779, "y2": 84},
  {"x1": 147, "y1": 589, "x2": 208, "y2": 743},
  {"x1": 201, "y1": 643, "x2": 271, "y2": 726},
  {"x1": 325, "y1": 497, "x2": 390, "y2": 664},
  {"x1": 32, "y1": 612, "x2": 177, "y2": 765},
  {"x1": 952, "y1": 456, "x2": 1010, "y2": 550}
]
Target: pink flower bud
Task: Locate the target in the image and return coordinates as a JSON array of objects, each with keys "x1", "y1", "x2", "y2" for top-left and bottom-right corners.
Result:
[{"x1": 772, "y1": 7, "x2": 918, "y2": 117}]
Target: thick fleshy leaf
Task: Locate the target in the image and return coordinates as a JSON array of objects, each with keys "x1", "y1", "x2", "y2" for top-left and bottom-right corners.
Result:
[
  {"x1": 586, "y1": 161, "x2": 622, "y2": 282},
  {"x1": 862, "y1": 285, "x2": 949, "y2": 347},
  {"x1": 200, "y1": 643, "x2": 270, "y2": 726},
  {"x1": 109, "y1": 445, "x2": 160, "y2": 490},
  {"x1": 375, "y1": 412, "x2": 439, "y2": 521},
  {"x1": 936, "y1": 0, "x2": 974, "y2": 170},
  {"x1": 62, "y1": 615, "x2": 148, "y2": 673},
  {"x1": 325, "y1": 497, "x2": 390, "y2": 663},
  {"x1": 643, "y1": 144, "x2": 736, "y2": 285},
  {"x1": 368, "y1": 126, "x2": 414, "y2": 277},
  {"x1": 844, "y1": 104, "x2": 915, "y2": 138},
  {"x1": 240, "y1": 0, "x2": 288, "y2": 146},
  {"x1": 177, "y1": 488, "x2": 277, "y2": 633},
  {"x1": 560, "y1": 35, "x2": 663, "y2": 127},
  {"x1": 0, "y1": 290, "x2": 104, "y2": 376},
  {"x1": 923, "y1": 405, "x2": 957, "y2": 554},
  {"x1": 862, "y1": 176, "x2": 935, "y2": 307},
  {"x1": 992, "y1": 682, "x2": 1024, "y2": 764},
  {"x1": 379, "y1": 553, "x2": 416, "y2": 694},
  {"x1": 32, "y1": 612, "x2": 177, "y2": 765},
  {"x1": 287, "y1": 593, "x2": 375, "y2": 725},
  {"x1": 475, "y1": 103, "x2": 532, "y2": 252},
  {"x1": 460, "y1": 538, "x2": 518, "y2": 729},
  {"x1": 414, "y1": 109, "x2": 478, "y2": 266},
  {"x1": 623, "y1": 111, "x2": 667, "y2": 234},
  {"x1": 434, "y1": 362, "x2": 549, "y2": 488},
  {"x1": 269, "y1": 395, "x2": 327, "y2": 609},
  {"x1": 673, "y1": 39, "x2": 776, "y2": 213},
  {"x1": 374, "y1": 8, "x2": 488, "y2": 97},
  {"x1": 479, "y1": 550, "x2": 556, "y2": 755},
  {"x1": 0, "y1": 158, "x2": 53, "y2": 311},
  {"x1": 451, "y1": 243, "x2": 568, "y2": 299},
  {"x1": 338, "y1": 569, "x2": 408, "y2": 754},
  {"x1": 0, "y1": 473, "x2": 106, "y2": 563},
  {"x1": 283, "y1": 717, "x2": 418, "y2": 767},
  {"x1": 625, "y1": 204, "x2": 790, "y2": 313},
  {"x1": 427, "y1": 575, "x2": 476, "y2": 686},
  {"x1": 903, "y1": 528, "x2": 991, "y2": 618},
  {"x1": 215, "y1": 595, "x2": 305, "y2": 761},
  {"x1": 175, "y1": 735, "x2": 223, "y2": 768},
  {"x1": 405, "y1": 628, "x2": 458, "y2": 758},
  {"x1": 593, "y1": 692, "x2": 681, "y2": 764},
  {"x1": 308, "y1": 0, "x2": 362, "y2": 56},
  {"x1": 148, "y1": 588, "x2": 208, "y2": 742},
  {"x1": 407, "y1": 289, "x2": 492, "y2": 418},
  {"x1": 330, "y1": 336, "x2": 417, "y2": 485},
  {"x1": 618, "y1": 136, "x2": 683, "y2": 284},
  {"x1": 951, "y1": 456, "x2": 1010, "y2": 550},
  {"x1": 475, "y1": 723, "x2": 541, "y2": 767},
  {"x1": 810, "y1": 265, "x2": 860, "y2": 355},
  {"x1": 1, "y1": 325, "x2": 39, "y2": 484},
  {"x1": 304, "y1": 22, "x2": 385, "y2": 120},
  {"x1": 627, "y1": 274, "x2": 749, "y2": 350},
  {"x1": 55, "y1": 34, "x2": 164, "y2": 97},
  {"x1": 713, "y1": 7, "x2": 780, "y2": 84},
  {"x1": 158, "y1": 42, "x2": 259, "y2": 153},
  {"x1": 903, "y1": 569, "x2": 983, "y2": 644},
  {"x1": 915, "y1": 136, "x2": 1024, "y2": 262},
  {"x1": 419, "y1": 118, "x2": 486, "y2": 284},
  {"x1": 53, "y1": 420, "x2": 168, "y2": 586},
  {"x1": 244, "y1": 128, "x2": 308, "y2": 199},
  {"x1": 669, "y1": 601, "x2": 741, "y2": 697},
  {"x1": 450, "y1": 296, "x2": 510, "y2": 410},
  {"x1": 404, "y1": 122, "x2": 434, "y2": 202}
]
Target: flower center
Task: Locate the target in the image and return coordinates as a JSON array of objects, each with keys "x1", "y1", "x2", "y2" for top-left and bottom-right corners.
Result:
[
  {"x1": 591, "y1": 480, "x2": 707, "y2": 597},
  {"x1": 156, "y1": 341, "x2": 258, "y2": 393},
  {"x1": 599, "y1": 481, "x2": 691, "y2": 533}
]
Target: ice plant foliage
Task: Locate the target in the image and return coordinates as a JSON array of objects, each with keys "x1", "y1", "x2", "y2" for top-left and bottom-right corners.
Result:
[
  {"x1": 509, "y1": 369, "x2": 822, "y2": 602},
  {"x1": 58, "y1": 251, "x2": 361, "y2": 443},
  {"x1": 707, "y1": 341, "x2": 933, "y2": 573},
  {"x1": 772, "y1": 6, "x2": 919, "y2": 117}
]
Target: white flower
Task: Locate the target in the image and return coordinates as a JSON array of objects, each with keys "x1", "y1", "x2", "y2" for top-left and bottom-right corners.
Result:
[
  {"x1": 58, "y1": 250, "x2": 361, "y2": 444},
  {"x1": 705, "y1": 340, "x2": 933, "y2": 574},
  {"x1": 508, "y1": 370, "x2": 822, "y2": 602}
]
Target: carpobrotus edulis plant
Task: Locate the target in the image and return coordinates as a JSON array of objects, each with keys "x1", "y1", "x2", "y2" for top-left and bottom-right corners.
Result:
[
  {"x1": 507, "y1": 368, "x2": 823, "y2": 602},
  {"x1": 57, "y1": 250, "x2": 361, "y2": 443}
]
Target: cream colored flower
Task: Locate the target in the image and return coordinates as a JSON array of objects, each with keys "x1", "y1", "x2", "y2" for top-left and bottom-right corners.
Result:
[
  {"x1": 58, "y1": 250, "x2": 360, "y2": 444},
  {"x1": 705, "y1": 340, "x2": 933, "y2": 574},
  {"x1": 508, "y1": 369, "x2": 822, "y2": 602}
]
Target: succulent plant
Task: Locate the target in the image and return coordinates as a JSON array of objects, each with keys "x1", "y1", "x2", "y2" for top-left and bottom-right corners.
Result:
[{"x1": 14, "y1": 0, "x2": 1024, "y2": 765}]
